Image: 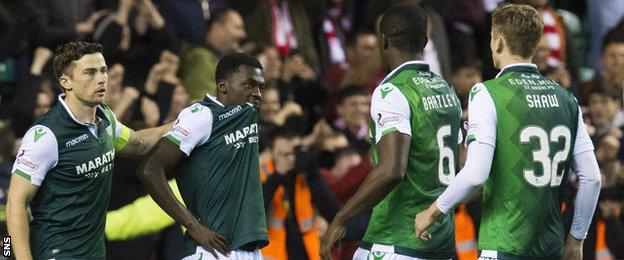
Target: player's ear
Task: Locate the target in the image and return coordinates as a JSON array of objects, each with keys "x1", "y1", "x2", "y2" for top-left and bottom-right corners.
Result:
[
  {"x1": 217, "y1": 79, "x2": 228, "y2": 94},
  {"x1": 59, "y1": 75, "x2": 72, "y2": 91},
  {"x1": 380, "y1": 33, "x2": 389, "y2": 50},
  {"x1": 495, "y1": 34, "x2": 504, "y2": 54}
]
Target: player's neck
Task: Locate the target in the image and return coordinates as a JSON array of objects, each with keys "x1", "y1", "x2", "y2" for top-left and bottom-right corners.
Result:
[
  {"x1": 387, "y1": 51, "x2": 423, "y2": 71},
  {"x1": 64, "y1": 95, "x2": 97, "y2": 124},
  {"x1": 496, "y1": 53, "x2": 533, "y2": 70}
]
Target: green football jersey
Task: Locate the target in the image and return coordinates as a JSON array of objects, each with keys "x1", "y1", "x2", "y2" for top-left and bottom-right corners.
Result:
[
  {"x1": 11, "y1": 95, "x2": 130, "y2": 259},
  {"x1": 362, "y1": 61, "x2": 462, "y2": 258},
  {"x1": 165, "y1": 95, "x2": 268, "y2": 256},
  {"x1": 466, "y1": 64, "x2": 585, "y2": 258}
]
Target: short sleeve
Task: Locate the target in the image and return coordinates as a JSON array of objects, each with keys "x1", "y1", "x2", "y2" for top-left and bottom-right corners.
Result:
[
  {"x1": 464, "y1": 83, "x2": 497, "y2": 147},
  {"x1": 573, "y1": 108, "x2": 594, "y2": 155},
  {"x1": 164, "y1": 103, "x2": 213, "y2": 156},
  {"x1": 12, "y1": 125, "x2": 59, "y2": 186},
  {"x1": 371, "y1": 83, "x2": 411, "y2": 143}
]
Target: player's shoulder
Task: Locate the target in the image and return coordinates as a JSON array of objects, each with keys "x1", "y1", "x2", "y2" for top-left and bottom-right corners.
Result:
[
  {"x1": 468, "y1": 83, "x2": 493, "y2": 103},
  {"x1": 21, "y1": 125, "x2": 58, "y2": 150},
  {"x1": 373, "y1": 82, "x2": 406, "y2": 103},
  {"x1": 177, "y1": 102, "x2": 214, "y2": 126}
]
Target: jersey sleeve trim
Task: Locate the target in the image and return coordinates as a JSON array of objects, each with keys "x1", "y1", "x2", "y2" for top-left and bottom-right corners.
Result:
[
  {"x1": 381, "y1": 127, "x2": 399, "y2": 138},
  {"x1": 13, "y1": 169, "x2": 31, "y2": 182},
  {"x1": 165, "y1": 134, "x2": 182, "y2": 147},
  {"x1": 115, "y1": 124, "x2": 132, "y2": 151}
]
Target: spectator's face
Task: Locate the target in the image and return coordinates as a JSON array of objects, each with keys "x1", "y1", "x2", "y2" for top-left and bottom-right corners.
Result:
[
  {"x1": 34, "y1": 92, "x2": 53, "y2": 120},
  {"x1": 171, "y1": 85, "x2": 190, "y2": 109},
  {"x1": 221, "y1": 65, "x2": 264, "y2": 106},
  {"x1": 353, "y1": 34, "x2": 379, "y2": 64},
  {"x1": 257, "y1": 47, "x2": 282, "y2": 81},
  {"x1": 217, "y1": 11, "x2": 247, "y2": 54},
  {"x1": 107, "y1": 63, "x2": 124, "y2": 92},
  {"x1": 259, "y1": 88, "x2": 281, "y2": 122},
  {"x1": 271, "y1": 137, "x2": 297, "y2": 172},
  {"x1": 589, "y1": 93, "x2": 620, "y2": 127},
  {"x1": 60, "y1": 53, "x2": 108, "y2": 105},
  {"x1": 337, "y1": 94, "x2": 370, "y2": 130},
  {"x1": 600, "y1": 43, "x2": 624, "y2": 80},
  {"x1": 533, "y1": 35, "x2": 549, "y2": 71}
]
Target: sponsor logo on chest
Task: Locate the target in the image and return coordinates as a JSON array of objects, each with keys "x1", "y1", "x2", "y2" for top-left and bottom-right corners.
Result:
[
  {"x1": 75, "y1": 149, "x2": 115, "y2": 178},
  {"x1": 224, "y1": 123, "x2": 258, "y2": 148}
]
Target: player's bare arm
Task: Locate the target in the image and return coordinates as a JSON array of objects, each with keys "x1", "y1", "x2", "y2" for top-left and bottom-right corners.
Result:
[
  {"x1": 6, "y1": 175, "x2": 38, "y2": 260},
  {"x1": 117, "y1": 122, "x2": 173, "y2": 157},
  {"x1": 320, "y1": 132, "x2": 410, "y2": 259},
  {"x1": 137, "y1": 138, "x2": 229, "y2": 257}
]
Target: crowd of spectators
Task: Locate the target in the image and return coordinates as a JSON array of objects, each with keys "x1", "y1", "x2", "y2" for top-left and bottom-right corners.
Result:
[{"x1": 0, "y1": 0, "x2": 623, "y2": 259}]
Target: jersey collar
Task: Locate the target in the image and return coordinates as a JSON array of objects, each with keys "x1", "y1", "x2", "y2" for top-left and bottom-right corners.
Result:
[
  {"x1": 381, "y1": 60, "x2": 429, "y2": 83},
  {"x1": 57, "y1": 94, "x2": 102, "y2": 126},
  {"x1": 205, "y1": 94, "x2": 225, "y2": 107},
  {"x1": 495, "y1": 63, "x2": 539, "y2": 79}
]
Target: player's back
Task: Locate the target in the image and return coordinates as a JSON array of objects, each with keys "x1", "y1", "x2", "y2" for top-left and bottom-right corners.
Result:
[
  {"x1": 363, "y1": 61, "x2": 461, "y2": 258},
  {"x1": 476, "y1": 65, "x2": 579, "y2": 258}
]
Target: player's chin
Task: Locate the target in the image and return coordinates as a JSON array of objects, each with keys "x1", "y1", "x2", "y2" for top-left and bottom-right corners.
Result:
[{"x1": 91, "y1": 94, "x2": 106, "y2": 104}]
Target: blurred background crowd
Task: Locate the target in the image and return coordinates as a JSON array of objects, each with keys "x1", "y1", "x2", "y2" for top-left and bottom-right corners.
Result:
[{"x1": 0, "y1": 0, "x2": 623, "y2": 259}]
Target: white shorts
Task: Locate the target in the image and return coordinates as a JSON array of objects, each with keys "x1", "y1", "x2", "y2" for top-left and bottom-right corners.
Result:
[
  {"x1": 477, "y1": 250, "x2": 501, "y2": 260},
  {"x1": 182, "y1": 246, "x2": 262, "y2": 260},
  {"x1": 353, "y1": 244, "x2": 451, "y2": 260}
]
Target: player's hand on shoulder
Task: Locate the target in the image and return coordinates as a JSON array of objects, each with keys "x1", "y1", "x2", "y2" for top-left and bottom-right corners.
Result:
[{"x1": 187, "y1": 221, "x2": 230, "y2": 258}]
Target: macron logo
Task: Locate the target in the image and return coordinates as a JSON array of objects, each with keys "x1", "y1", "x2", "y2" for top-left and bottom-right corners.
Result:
[{"x1": 66, "y1": 134, "x2": 89, "y2": 147}]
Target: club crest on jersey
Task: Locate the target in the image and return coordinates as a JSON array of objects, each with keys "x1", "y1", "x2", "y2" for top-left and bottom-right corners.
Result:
[
  {"x1": 105, "y1": 125, "x2": 113, "y2": 136},
  {"x1": 377, "y1": 113, "x2": 401, "y2": 127}
]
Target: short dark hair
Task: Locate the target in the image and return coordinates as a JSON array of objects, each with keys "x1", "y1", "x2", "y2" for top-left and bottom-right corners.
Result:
[
  {"x1": 53, "y1": 42, "x2": 103, "y2": 80},
  {"x1": 602, "y1": 27, "x2": 624, "y2": 54},
  {"x1": 491, "y1": 4, "x2": 543, "y2": 58},
  {"x1": 379, "y1": 4, "x2": 428, "y2": 54},
  {"x1": 589, "y1": 85, "x2": 621, "y2": 103},
  {"x1": 206, "y1": 8, "x2": 236, "y2": 33},
  {"x1": 268, "y1": 127, "x2": 298, "y2": 148},
  {"x1": 215, "y1": 53, "x2": 263, "y2": 83},
  {"x1": 345, "y1": 30, "x2": 376, "y2": 48},
  {"x1": 337, "y1": 85, "x2": 367, "y2": 104}
]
